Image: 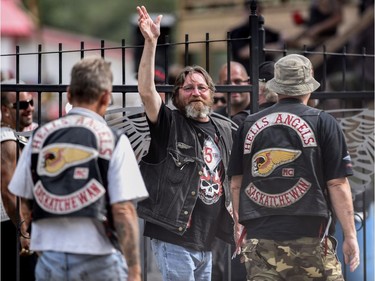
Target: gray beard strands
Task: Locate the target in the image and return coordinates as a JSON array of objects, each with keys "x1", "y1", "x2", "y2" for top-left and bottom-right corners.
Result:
[{"x1": 185, "y1": 103, "x2": 211, "y2": 119}]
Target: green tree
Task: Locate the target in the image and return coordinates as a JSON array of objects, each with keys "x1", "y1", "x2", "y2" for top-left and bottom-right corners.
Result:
[{"x1": 24, "y1": 0, "x2": 176, "y2": 43}]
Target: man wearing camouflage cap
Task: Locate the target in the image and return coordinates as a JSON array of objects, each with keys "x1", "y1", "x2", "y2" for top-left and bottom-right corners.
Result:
[{"x1": 228, "y1": 54, "x2": 359, "y2": 280}]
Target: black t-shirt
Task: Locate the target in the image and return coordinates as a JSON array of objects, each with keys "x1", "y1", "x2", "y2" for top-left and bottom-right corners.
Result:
[
  {"x1": 228, "y1": 99, "x2": 353, "y2": 240},
  {"x1": 143, "y1": 104, "x2": 226, "y2": 251}
]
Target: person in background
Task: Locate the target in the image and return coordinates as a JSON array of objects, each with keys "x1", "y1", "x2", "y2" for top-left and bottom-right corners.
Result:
[
  {"x1": 154, "y1": 65, "x2": 168, "y2": 103},
  {"x1": 212, "y1": 92, "x2": 227, "y2": 111},
  {"x1": 136, "y1": 6, "x2": 234, "y2": 280},
  {"x1": 9, "y1": 56, "x2": 148, "y2": 281},
  {"x1": 137, "y1": 65, "x2": 172, "y2": 105},
  {"x1": 230, "y1": 0, "x2": 283, "y2": 73},
  {"x1": 229, "y1": 54, "x2": 360, "y2": 280},
  {"x1": 167, "y1": 63, "x2": 184, "y2": 86},
  {"x1": 288, "y1": 0, "x2": 343, "y2": 50},
  {"x1": 215, "y1": 61, "x2": 251, "y2": 126},
  {"x1": 215, "y1": 60, "x2": 279, "y2": 281},
  {"x1": 323, "y1": 0, "x2": 374, "y2": 111},
  {"x1": 258, "y1": 61, "x2": 278, "y2": 110},
  {"x1": 212, "y1": 62, "x2": 252, "y2": 281},
  {"x1": 1, "y1": 80, "x2": 38, "y2": 281},
  {"x1": 213, "y1": 61, "x2": 279, "y2": 281},
  {"x1": 289, "y1": 0, "x2": 345, "y2": 87}
]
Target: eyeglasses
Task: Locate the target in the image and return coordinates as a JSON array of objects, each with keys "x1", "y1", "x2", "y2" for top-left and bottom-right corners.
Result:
[
  {"x1": 214, "y1": 97, "x2": 227, "y2": 104},
  {"x1": 9, "y1": 99, "x2": 34, "y2": 110},
  {"x1": 223, "y1": 78, "x2": 250, "y2": 85},
  {"x1": 180, "y1": 85, "x2": 209, "y2": 94}
]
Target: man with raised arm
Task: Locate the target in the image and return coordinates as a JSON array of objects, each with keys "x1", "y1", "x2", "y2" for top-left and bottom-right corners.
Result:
[{"x1": 136, "y1": 6, "x2": 234, "y2": 280}]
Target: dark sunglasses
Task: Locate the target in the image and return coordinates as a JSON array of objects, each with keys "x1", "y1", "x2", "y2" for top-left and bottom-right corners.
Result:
[
  {"x1": 213, "y1": 97, "x2": 227, "y2": 104},
  {"x1": 223, "y1": 78, "x2": 250, "y2": 85},
  {"x1": 10, "y1": 99, "x2": 34, "y2": 110}
]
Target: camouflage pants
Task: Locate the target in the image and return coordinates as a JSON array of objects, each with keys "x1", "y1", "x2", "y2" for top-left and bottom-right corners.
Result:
[{"x1": 241, "y1": 237, "x2": 344, "y2": 281}]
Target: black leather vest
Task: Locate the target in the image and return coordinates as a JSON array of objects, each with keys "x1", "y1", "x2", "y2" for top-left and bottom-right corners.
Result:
[{"x1": 239, "y1": 100, "x2": 330, "y2": 223}]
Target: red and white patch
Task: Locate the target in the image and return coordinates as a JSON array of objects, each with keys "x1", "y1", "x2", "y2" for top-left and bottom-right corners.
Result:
[
  {"x1": 244, "y1": 112, "x2": 317, "y2": 154},
  {"x1": 73, "y1": 168, "x2": 89, "y2": 179},
  {"x1": 33, "y1": 179, "x2": 105, "y2": 214},
  {"x1": 244, "y1": 178, "x2": 312, "y2": 208},
  {"x1": 32, "y1": 115, "x2": 114, "y2": 160},
  {"x1": 282, "y1": 168, "x2": 295, "y2": 177}
]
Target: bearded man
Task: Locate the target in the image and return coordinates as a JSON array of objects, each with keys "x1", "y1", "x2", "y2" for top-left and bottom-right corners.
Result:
[{"x1": 136, "y1": 6, "x2": 234, "y2": 280}]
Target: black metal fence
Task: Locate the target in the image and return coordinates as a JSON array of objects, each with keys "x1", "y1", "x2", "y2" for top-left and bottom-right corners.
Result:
[{"x1": 1, "y1": 1, "x2": 374, "y2": 281}]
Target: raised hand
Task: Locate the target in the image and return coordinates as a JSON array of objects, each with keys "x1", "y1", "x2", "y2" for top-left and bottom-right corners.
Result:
[{"x1": 136, "y1": 6, "x2": 162, "y2": 42}]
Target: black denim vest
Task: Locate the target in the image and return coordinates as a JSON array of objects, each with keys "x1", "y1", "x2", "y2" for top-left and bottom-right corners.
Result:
[{"x1": 137, "y1": 110, "x2": 234, "y2": 242}]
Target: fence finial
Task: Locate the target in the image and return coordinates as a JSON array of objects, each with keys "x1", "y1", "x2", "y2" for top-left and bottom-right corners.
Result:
[{"x1": 250, "y1": 0, "x2": 257, "y2": 15}]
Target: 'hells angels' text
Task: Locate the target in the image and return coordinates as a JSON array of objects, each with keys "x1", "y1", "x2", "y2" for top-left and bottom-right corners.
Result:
[{"x1": 244, "y1": 112, "x2": 317, "y2": 154}]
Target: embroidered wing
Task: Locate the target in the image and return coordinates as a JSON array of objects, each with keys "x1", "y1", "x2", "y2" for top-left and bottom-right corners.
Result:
[
  {"x1": 105, "y1": 106, "x2": 151, "y2": 163},
  {"x1": 327, "y1": 108, "x2": 374, "y2": 215},
  {"x1": 332, "y1": 108, "x2": 374, "y2": 190}
]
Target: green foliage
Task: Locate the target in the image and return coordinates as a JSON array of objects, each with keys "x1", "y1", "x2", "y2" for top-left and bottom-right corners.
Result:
[{"x1": 24, "y1": 0, "x2": 176, "y2": 43}]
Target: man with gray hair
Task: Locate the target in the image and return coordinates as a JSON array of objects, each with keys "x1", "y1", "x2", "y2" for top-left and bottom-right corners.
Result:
[
  {"x1": 9, "y1": 56, "x2": 148, "y2": 281},
  {"x1": 258, "y1": 61, "x2": 278, "y2": 110},
  {"x1": 229, "y1": 54, "x2": 359, "y2": 280}
]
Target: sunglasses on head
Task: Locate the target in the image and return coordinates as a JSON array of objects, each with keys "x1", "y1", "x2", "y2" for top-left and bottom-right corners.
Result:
[
  {"x1": 213, "y1": 97, "x2": 227, "y2": 104},
  {"x1": 10, "y1": 99, "x2": 34, "y2": 110}
]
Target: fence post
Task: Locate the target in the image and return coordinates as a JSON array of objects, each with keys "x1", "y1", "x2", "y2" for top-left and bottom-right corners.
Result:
[
  {"x1": 258, "y1": 14, "x2": 266, "y2": 64},
  {"x1": 250, "y1": 0, "x2": 259, "y2": 114}
]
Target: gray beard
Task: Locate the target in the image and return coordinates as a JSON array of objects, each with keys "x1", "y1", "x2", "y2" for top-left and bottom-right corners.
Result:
[{"x1": 185, "y1": 103, "x2": 211, "y2": 119}]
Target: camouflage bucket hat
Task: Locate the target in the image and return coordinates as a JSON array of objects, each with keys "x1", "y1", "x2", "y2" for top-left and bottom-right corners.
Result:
[{"x1": 266, "y1": 54, "x2": 320, "y2": 96}]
